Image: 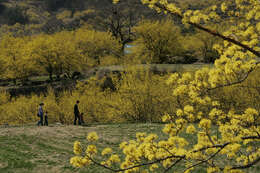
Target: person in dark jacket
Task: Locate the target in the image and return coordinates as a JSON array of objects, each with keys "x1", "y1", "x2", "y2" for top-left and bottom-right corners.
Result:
[
  {"x1": 74, "y1": 100, "x2": 81, "y2": 125},
  {"x1": 37, "y1": 103, "x2": 44, "y2": 126}
]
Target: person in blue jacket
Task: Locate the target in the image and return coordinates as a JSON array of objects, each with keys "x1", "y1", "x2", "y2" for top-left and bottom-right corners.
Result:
[{"x1": 37, "y1": 103, "x2": 44, "y2": 126}]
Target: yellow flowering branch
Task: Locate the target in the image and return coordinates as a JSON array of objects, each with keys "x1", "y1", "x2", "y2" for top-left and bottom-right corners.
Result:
[
  {"x1": 183, "y1": 143, "x2": 228, "y2": 173},
  {"x1": 86, "y1": 154, "x2": 185, "y2": 172},
  {"x1": 71, "y1": 133, "x2": 260, "y2": 172},
  {"x1": 232, "y1": 157, "x2": 260, "y2": 170},
  {"x1": 154, "y1": 3, "x2": 260, "y2": 58},
  {"x1": 84, "y1": 153, "x2": 119, "y2": 172},
  {"x1": 163, "y1": 158, "x2": 183, "y2": 173},
  {"x1": 207, "y1": 65, "x2": 257, "y2": 91}
]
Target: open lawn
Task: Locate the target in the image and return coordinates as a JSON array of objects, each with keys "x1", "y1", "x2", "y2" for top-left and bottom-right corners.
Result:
[
  {"x1": 0, "y1": 123, "x2": 167, "y2": 173},
  {"x1": 0, "y1": 123, "x2": 259, "y2": 173}
]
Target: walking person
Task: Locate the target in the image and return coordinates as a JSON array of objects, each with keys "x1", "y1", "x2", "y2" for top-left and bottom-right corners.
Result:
[
  {"x1": 37, "y1": 103, "x2": 44, "y2": 126},
  {"x1": 74, "y1": 100, "x2": 81, "y2": 125},
  {"x1": 44, "y1": 111, "x2": 48, "y2": 126}
]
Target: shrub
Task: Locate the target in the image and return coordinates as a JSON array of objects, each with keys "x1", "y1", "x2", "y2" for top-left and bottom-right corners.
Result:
[
  {"x1": 70, "y1": 0, "x2": 260, "y2": 172},
  {"x1": 4, "y1": 6, "x2": 29, "y2": 25},
  {"x1": 131, "y1": 19, "x2": 184, "y2": 64}
]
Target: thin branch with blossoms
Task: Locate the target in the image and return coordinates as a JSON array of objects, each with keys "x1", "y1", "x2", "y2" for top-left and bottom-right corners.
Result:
[
  {"x1": 182, "y1": 143, "x2": 228, "y2": 173},
  {"x1": 86, "y1": 154, "x2": 185, "y2": 172},
  {"x1": 154, "y1": 3, "x2": 260, "y2": 58}
]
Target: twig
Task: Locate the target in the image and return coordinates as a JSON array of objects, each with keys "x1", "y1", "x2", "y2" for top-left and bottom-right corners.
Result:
[
  {"x1": 154, "y1": 3, "x2": 260, "y2": 58},
  {"x1": 86, "y1": 154, "x2": 185, "y2": 172},
  {"x1": 232, "y1": 157, "x2": 260, "y2": 169},
  {"x1": 164, "y1": 158, "x2": 183, "y2": 173},
  {"x1": 182, "y1": 143, "x2": 228, "y2": 173}
]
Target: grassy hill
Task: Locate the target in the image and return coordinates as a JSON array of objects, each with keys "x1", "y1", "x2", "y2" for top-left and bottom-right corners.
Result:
[
  {"x1": 0, "y1": 123, "x2": 260, "y2": 173},
  {"x1": 0, "y1": 123, "x2": 166, "y2": 173}
]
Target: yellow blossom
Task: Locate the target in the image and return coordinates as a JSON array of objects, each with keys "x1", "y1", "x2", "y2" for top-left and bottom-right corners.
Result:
[
  {"x1": 87, "y1": 132, "x2": 99, "y2": 142},
  {"x1": 86, "y1": 145, "x2": 97, "y2": 155},
  {"x1": 109, "y1": 154, "x2": 121, "y2": 163},
  {"x1": 73, "y1": 141, "x2": 82, "y2": 155},
  {"x1": 102, "y1": 148, "x2": 113, "y2": 156},
  {"x1": 149, "y1": 163, "x2": 159, "y2": 171},
  {"x1": 186, "y1": 124, "x2": 196, "y2": 134},
  {"x1": 199, "y1": 119, "x2": 211, "y2": 130}
]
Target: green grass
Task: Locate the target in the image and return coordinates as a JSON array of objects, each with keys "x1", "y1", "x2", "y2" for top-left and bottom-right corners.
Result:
[
  {"x1": 0, "y1": 123, "x2": 259, "y2": 173},
  {"x1": 0, "y1": 123, "x2": 167, "y2": 173}
]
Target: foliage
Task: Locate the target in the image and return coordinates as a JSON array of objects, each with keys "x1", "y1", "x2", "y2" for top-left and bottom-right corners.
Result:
[
  {"x1": 0, "y1": 34, "x2": 36, "y2": 83},
  {"x1": 0, "y1": 69, "x2": 176, "y2": 125},
  {"x1": 131, "y1": 19, "x2": 184, "y2": 64},
  {"x1": 74, "y1": 27, "x2": 122, "y2": 67},
  {"x1": 131, "y1": 18, "x2": 220, "y2": 64},
  {"x1": 182, "y1": 29, "x2": 221, "y2": 63},
  {"x1": 114, "y1": 67, "x2": 175, "y2": 122},
  {"x1": 0, "y1": 91, "x2": 10, "y2": 106},
  {"x1": 95, "y1": 3, "x2": 139, "y2": 49},
  {"x1": 69, "y1": 68, "x2": 176, "y2": 123},
  {"x1": 1, "y1": 94, "x2": 42, "y2": 125},
  {"x1": 71, "y1": 0, "x2": 260, "y2": 172},
  {"x1": 0, "y1": 26, "x2": 122, "y2": 82},
  {"x1": 42, "y1": 0, "x2": 85, "y2": 11},
  {"x1": 0, "y1": 3, "x2": 6, "y2": 15},
  {"x1": 0, "y1": 23, "x2": 43, "y2": 37},
  {"x1": 29, "y1": 31, "x2": 83, "y2": 80},
  {"x1": 2, "y1": 5, "x2": 29, "y2": 25},
  {"x1": 214, "y1": 67, "x2": 260, "y2": 113}
]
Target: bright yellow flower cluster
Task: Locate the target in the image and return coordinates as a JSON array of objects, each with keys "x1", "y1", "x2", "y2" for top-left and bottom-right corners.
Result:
[
  {"x1": 102, "y1": 147, "x2": 113, "y2": 156},
  {"x1": 186, "y1": 124, "x2": 196, "y2": 134},
  {"x1": 199, "y1": 119, "x2": 212, "y2": 130},
  {"x1": 87, "y1": 132, "x2": 99, "y2": 142},
  {"x1": 73, "y1": 141, "x2": 82, "y2": 155},
  {"x1": 70, "y1": 156, "x2": 92, "y2": 168},
  {"x1": 86, "y1": 145, "x2": 97, "y2": 155}
]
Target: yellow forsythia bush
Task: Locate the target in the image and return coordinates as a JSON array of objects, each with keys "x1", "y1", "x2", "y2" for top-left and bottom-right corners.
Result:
[
  {"x1": 2, "y1": 67, "x2": 260, "y2": 126},
  {"x1": 0, "y1": 94, "x2": 43, "y2": 125},
  {"x1": 214, "y1": 67, "x2": 260, "y2": 113},
  {"x1": 0, "y1": 69, "x2": 178, "y2": 125}
]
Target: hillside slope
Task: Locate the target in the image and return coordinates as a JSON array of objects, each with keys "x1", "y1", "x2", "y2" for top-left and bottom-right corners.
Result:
[
  {"x1": 0, "y1": 0, "x2": 220, "y2": 35},
  {"x1": 0, "y1": 123, "x2": 165, "y2": 173}
]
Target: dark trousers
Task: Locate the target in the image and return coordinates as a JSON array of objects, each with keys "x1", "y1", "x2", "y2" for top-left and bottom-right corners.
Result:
[
  {"x1": 37, "y1": 115, "x2": 43, "y2": 126},
  {"x1": 44, "y1": 116, "x2": 48, "y2": 126},
  {"x1": 74, "y1": 114, "x2": 81, "y2": 125}
]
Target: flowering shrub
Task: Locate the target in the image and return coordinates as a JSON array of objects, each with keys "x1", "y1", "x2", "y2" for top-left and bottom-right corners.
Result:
[
  {"x1": 70, "y1": 0, "x2": 260, "y2": 172},
  {"x1": 0, "y1": 69, "x2": 176, "y2": 125}
]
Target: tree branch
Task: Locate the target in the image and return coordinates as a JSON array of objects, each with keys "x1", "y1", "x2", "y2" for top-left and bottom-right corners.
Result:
[
  {"x1": 86, "y1": 154, "x2": 185, "y2": 172},
  {"x1": 154, "y1": 3, "x2": 260, "y2": 58},
  {"x1": 207, "y1": 65, "x2": 257, "y2": 91},
  {"x1": 232, "y1": 157, "x2": 260, "y2": 170},
  {"x1": 164, "y1": 158, "x2": 183, "y2": 173},
  {"x1": 183, "y1": 143, "x2": 228, "y2": 173},
  {"x1": 84, "y1": 135, "x2": 260, "y2": 172}
]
